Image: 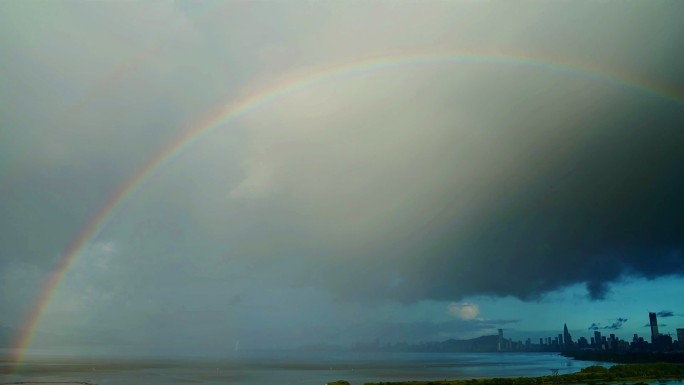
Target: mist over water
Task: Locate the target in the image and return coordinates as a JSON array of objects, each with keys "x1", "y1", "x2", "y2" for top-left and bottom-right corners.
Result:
[{"x1": 6, "y1": 352, "x2": 608, "y2": 385}]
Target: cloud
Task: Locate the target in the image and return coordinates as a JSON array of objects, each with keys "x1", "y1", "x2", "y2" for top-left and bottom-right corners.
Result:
[
  {"x1": 656, "y1": 310, "x2": 674, "y2": 318},
  {"x1": 2, "y1": 0, "x2": 684, "y2": 352},
  {"x1": 328, "y1": 317, "x2": 519, "y2": 343},
  {"x1": 448, "y1": 302, "x2": 480, "y2": 320},
  {"x1": 643, "y1": 323, "x2": 668, "y2": 328},
  {"x1": 235, "y1": 30, "x2": 684, "y2": 305},
  {"x1": 588, "y1": 318, "x2": 628, "y2": 331},
  {"x1": 3, "y1": 1, "x2": 684, "y2": 312}
]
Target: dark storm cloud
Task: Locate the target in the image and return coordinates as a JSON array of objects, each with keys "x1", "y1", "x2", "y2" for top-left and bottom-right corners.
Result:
[
  {"x1": 588, "y1": 318, "x2": 627, "y2": 331},
  {"x1": 656, "y1": 310, "x2": 674, "y2": 318},
  {"x1": 315, "y1": 94, "x2": 684, "y2": 303},
  {"x1": 643, "y1": 323, "x2": 667, "y2": 328}
]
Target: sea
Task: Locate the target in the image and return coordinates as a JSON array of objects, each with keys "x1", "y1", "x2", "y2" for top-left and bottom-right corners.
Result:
[{"x1": 1, "y1": 351, "x2": 679, "y2": 385}]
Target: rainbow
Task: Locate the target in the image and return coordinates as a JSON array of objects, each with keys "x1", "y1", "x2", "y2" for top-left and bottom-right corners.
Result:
[{"x1": 10, "y1": 51, "x2": 684, "y2": 370}]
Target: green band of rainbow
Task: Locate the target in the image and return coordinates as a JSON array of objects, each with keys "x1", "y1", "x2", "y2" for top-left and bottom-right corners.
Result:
[{"x1": 10, "y1": 51, "x2": 683, "y2": 371}]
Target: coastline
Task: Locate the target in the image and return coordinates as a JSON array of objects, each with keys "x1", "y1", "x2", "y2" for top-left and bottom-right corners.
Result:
[
  {"x1": 562, "y1": 351, "x2": 684, "y2": 364},
  {"x1": 359, "y1": 362, "x2": 684, "y2": 385}
]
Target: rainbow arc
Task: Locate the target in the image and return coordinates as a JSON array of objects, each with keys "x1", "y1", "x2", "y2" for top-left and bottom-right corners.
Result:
[{"x1": 10, "y1": 51, "x2": 683, "y2": 371}]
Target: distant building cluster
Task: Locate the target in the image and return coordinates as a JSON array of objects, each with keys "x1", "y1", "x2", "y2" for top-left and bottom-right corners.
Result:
[
  {"x1": 498, "y1": 312, "x2": 683, "y2": 353},
  {"x1": 349, "y1": 311, "x2": 683, "y2": 354}
]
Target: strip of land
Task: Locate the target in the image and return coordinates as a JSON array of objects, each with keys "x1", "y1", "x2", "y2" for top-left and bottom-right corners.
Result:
[
  {"x1": 563, "y1": 351, "x2": 684, "y2": 364},
  {"x1": 358, "y1": 362, "x2": 684, "y2": 385}
]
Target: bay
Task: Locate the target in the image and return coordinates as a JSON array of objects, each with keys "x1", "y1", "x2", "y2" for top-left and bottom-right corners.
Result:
[{"x1": 1, "y1": 351, "x2": 670, "y2": 385}]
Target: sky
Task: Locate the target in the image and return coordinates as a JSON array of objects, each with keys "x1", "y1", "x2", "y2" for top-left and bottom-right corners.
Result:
[{"x1": 1, "y1": 1, "x2": 683, "y2": 357}]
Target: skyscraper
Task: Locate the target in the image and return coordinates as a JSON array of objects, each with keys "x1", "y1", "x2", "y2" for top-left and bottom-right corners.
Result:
[
  {"x1": 498, "y1": 329, "x2": 504, "y2": 351},
  {"x1": 649, "y1": 312, "x2": 659, "y2": 342},
  {"x1": 563, "y1": 323, "x2": 573, "y2": 349},
  {"x1": 594, "y1": 331, "x2": 602, "y2": 349}
]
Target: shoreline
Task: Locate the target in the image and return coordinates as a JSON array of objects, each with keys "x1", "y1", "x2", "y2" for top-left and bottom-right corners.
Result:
[
  {"x1": 358, "y1": 363, "x2": 684, "y2": 385},
  {"x1": 562, "y1": 352, "x2": 684, "y2": 364},
  {"x1": 358, "y1": 377, "x2": 682, "y2": 385}
]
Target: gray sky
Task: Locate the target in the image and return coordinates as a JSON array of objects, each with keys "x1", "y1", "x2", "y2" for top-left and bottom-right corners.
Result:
[{"x1": 1, "y1": 1, "x2": 683, "y2": 356}]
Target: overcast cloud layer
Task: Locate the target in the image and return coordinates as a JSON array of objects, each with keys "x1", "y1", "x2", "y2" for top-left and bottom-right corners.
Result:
[{"x1": 1, "y1": 1, "x2": 683, "y2": 353}]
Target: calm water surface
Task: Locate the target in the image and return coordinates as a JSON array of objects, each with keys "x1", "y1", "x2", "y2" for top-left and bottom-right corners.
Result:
[{"x1": 3, "y1": 351, "x2": 675, "y2": 385}]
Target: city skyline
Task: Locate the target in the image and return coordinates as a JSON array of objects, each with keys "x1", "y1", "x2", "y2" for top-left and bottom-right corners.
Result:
[
  {"x1": 506, "y1": 310, "x2": 683, "y2": 351},
  {"x1": 347, "y1": 310, "x2": 683, "y2": 355}
]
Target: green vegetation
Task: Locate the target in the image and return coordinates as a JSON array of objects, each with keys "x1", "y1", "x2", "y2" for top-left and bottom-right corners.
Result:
[
  {"x1": 327, "y1": 381, "x2": 351, "y2": 385},
  {"x1": 362, "y1": 363, "x2": 684, "y2": 385}
]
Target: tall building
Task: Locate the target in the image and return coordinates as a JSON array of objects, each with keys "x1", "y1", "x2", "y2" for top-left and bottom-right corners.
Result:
[
  {"x1": 594, "y1": 331, "x2": 602, "y2": 349},
  {"x1": 649, "y1": 312, "x2": 659, "y2": 342},
  {"x1": 577, "y1": 337, "x2": 588, "y2": 348},
  {"x1": 498, "y1": 329, "x2": 504, "y2": 351},
  {"x1": 563, "y1": 323, "x2": 573, "y2": 349},
  {"x1": 677, "y1": 328, "x2": 684, "y2": 344}
]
